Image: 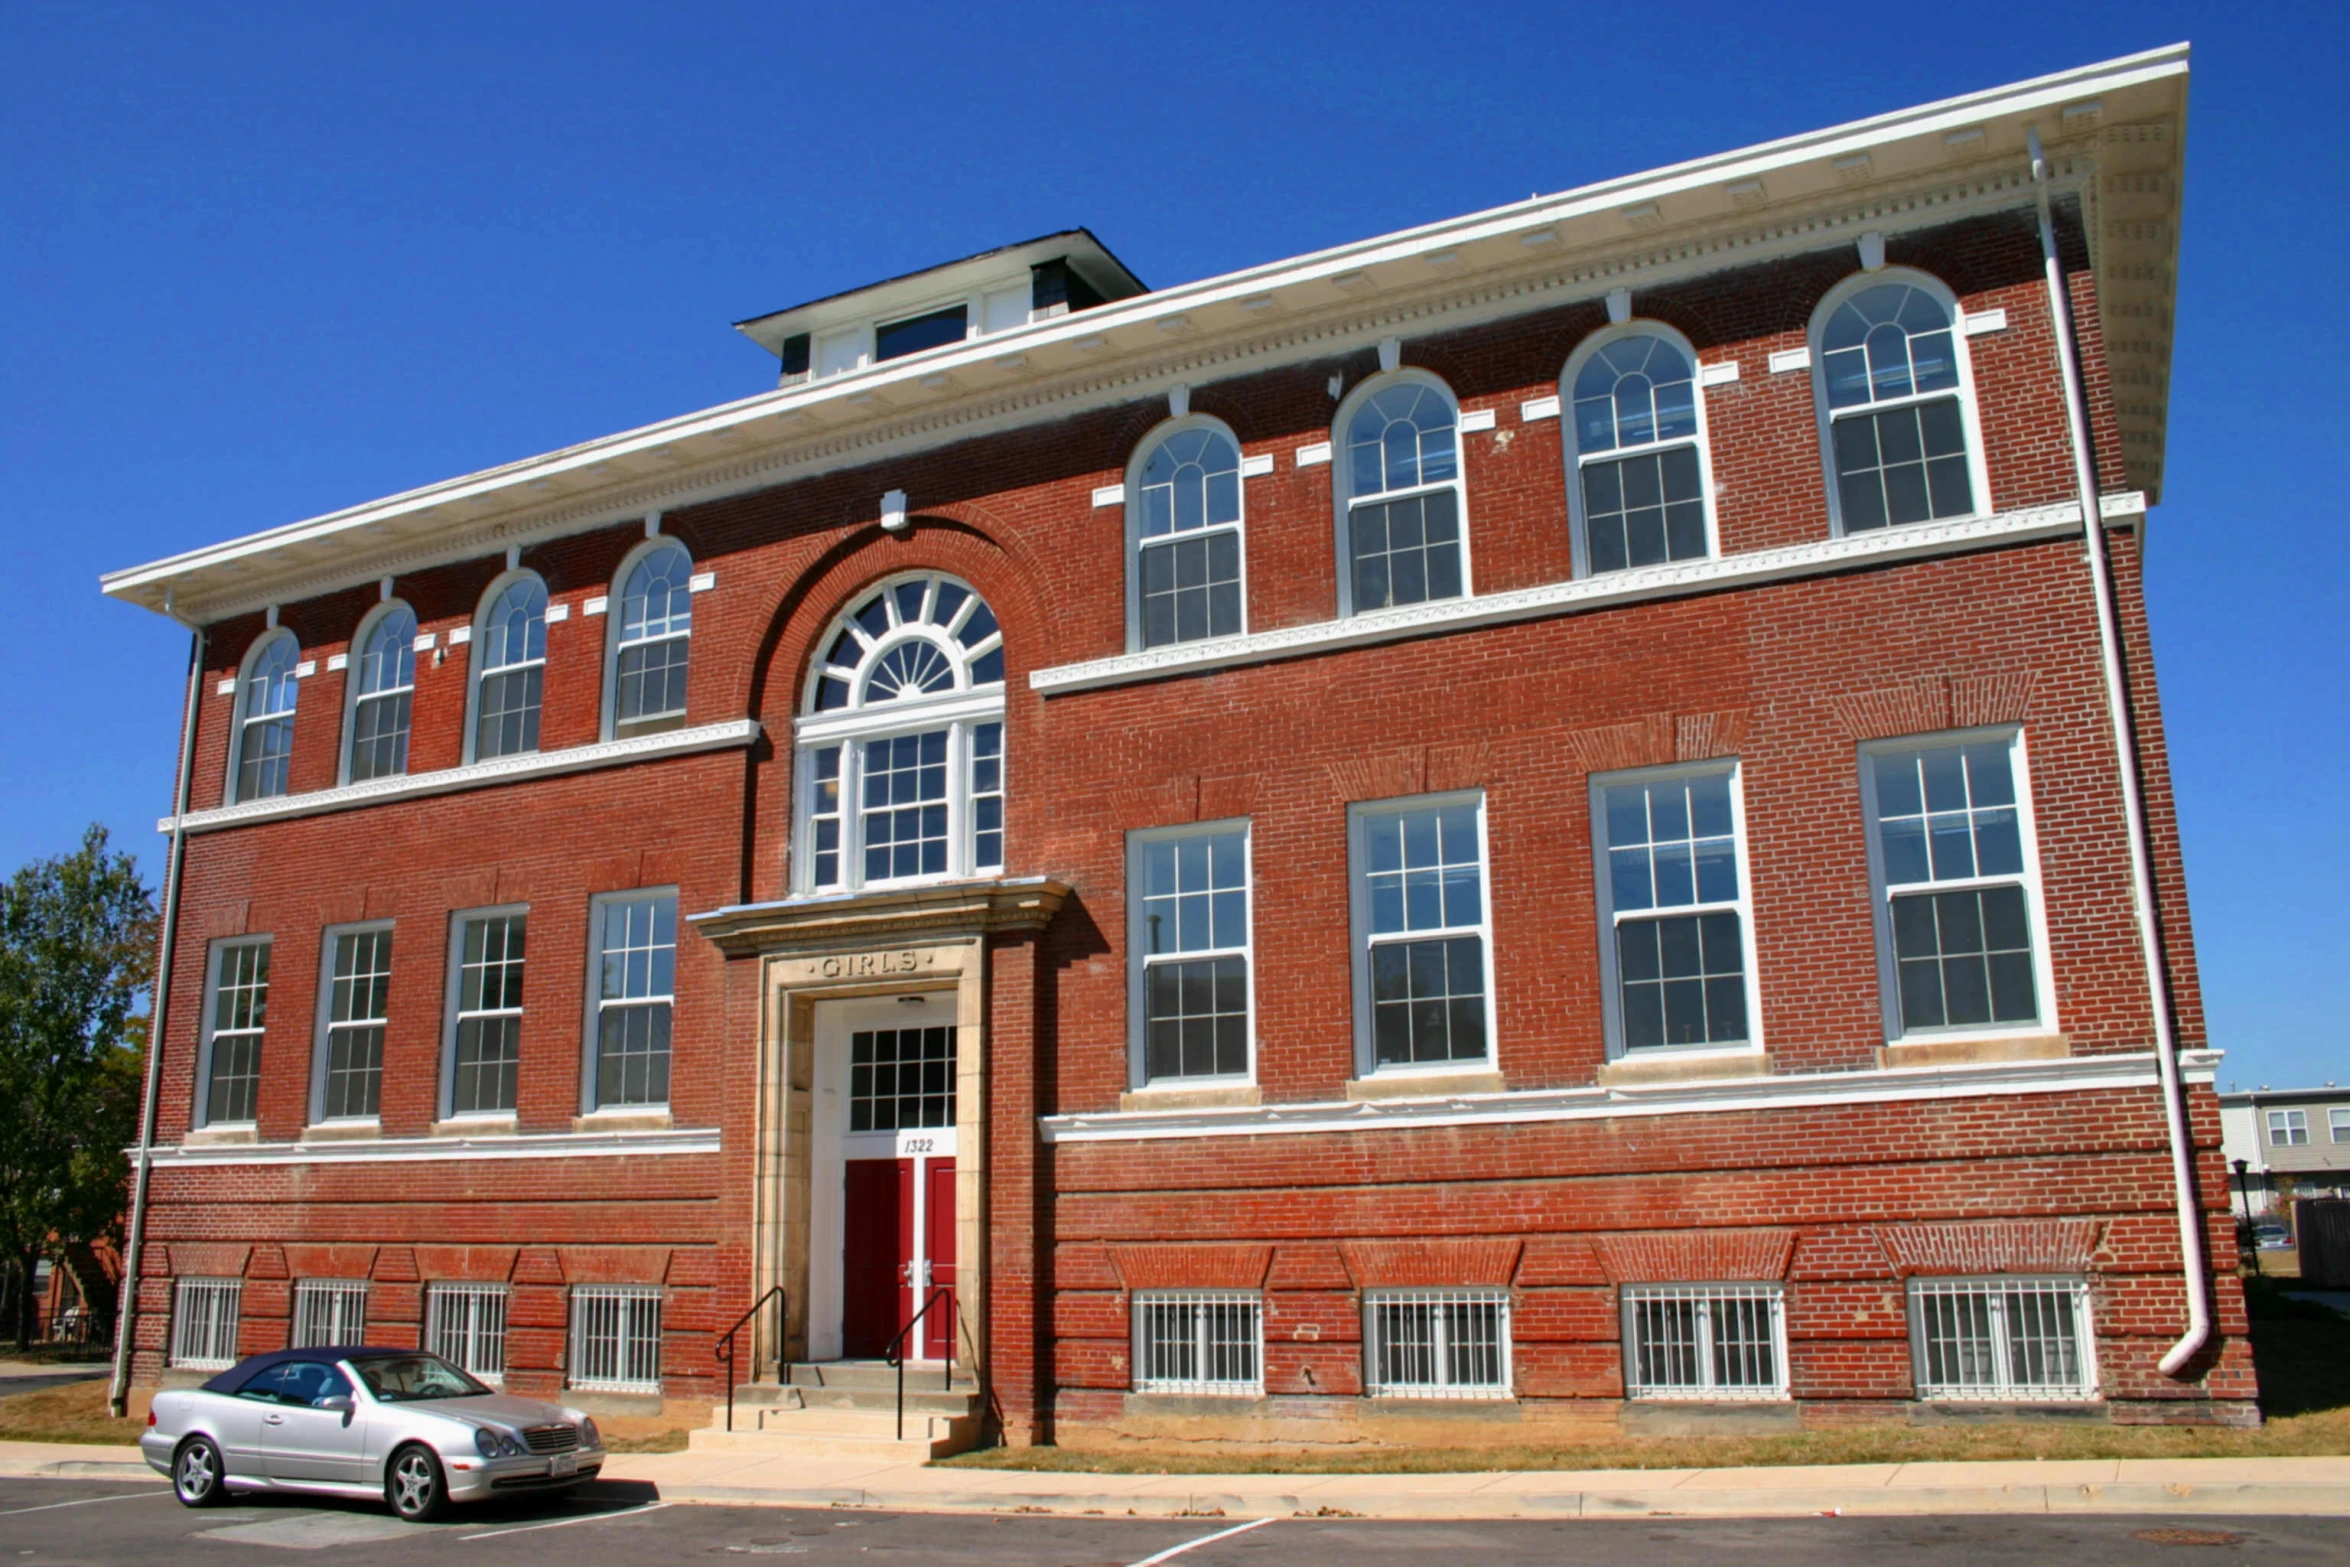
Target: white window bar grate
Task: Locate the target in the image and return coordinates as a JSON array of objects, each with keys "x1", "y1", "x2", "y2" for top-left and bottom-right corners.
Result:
[
  {"x1": 1622, "y1": 1283, "x2": 1787, "y2": 1400},
  {"x1": 1363, "y1": 1288, "x2": 1511, "y2": 1399},
  {"x1": 170, "y1": 1278, "x2": 242, "y2": 1369},
  {"x1": 427, "y1": 1283, "x2": 509, "y2": 1383},
  {"x1": 1910, "y1": 1277, "x2": 2096, "y2": 1401},
  {"x1": 1132, "y1": 1292, "x2": 1264, "y2": 1395},
  {"x1": 570, "y1": 1284, "x2": 662, "y2": 1392},
  {"x1": 291, "y1": 1279, "x2": 369, "y2": 1348}
]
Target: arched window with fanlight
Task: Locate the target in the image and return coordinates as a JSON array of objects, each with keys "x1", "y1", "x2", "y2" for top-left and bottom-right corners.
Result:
[
  {"x1": 230, "y1": 629, "x2": 300, "y2": 802},
  {"x1": 607, "y1": 539, "x2": 693, "y2": 739},
  {"x1": 1811, "y1": 272, "x2": 1986, "y2": 534},
  {"x1": 1128, "y1": 421, "x2": 1245, "y2": 649},
  {"x1": 1564, "y1": 328, "x2": 1713, "y2": 574},
  {"x1": 344, "y1": 603, "x2": 416, "y2": 782},
  {"x1": 1334, "y1": 373, "x2": 1467, "y2": 616},
  {"x1": 469, "y1": 573, "x2": 547, "y2": 762},
  {"x1": 797, "y1": 572, "x2": 1006, "y2": 893}
]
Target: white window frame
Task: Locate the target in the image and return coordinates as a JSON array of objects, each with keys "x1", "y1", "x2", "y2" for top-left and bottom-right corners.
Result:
[
  {"x1": 2330, "y1": 1109, "x2": 2350, "y2": 1143},
  {"x1": 2271, "y1": 1108, "x2": 2310, "y2": 1147},
  {"x1": 1908, "y1": 1276, "x2": 2098, "y2": 1402},
  {"x1": 568, "y1": 1283, "x2": 662, "y2": 1393},
  {"x1": 601, "y1": 534, "x2": 695, "y2": 742},
  {"x1": 170, "y1": 1278, "x2": 242, "y2": 1369},
  {"x1": 808, "y1": 279, "x2": 1034, "y2": 381},
  {"x1": 1560, "y1": 322, "x2": 1720, "y2": 578},
  {"x1": 1124, "y1": 415, "x2": 1252, "y2": 652},
  {"x1": 792, "y1": 573, "x2": 1008, "y2": 895},
  {"x1": 1330, "y1": 369, "x2": 1474, "y2": 619},
  {"x1": 1588, "y1": 758, "x2": 1765, "y2": 1062},
  {"x1": 1127, "y1": 818, "x2": 1255, "y2": 1091},
  {"x1": 464, "y1": 568, "x2": 549, "y2": 765},
  {"x1": 426, "y1": 1282, "x2": 509, "y2": 1384},
  {"x1": 1807, "y1": 268, "x2": 1992, "y2": 538},
  {"x1": 309, "y1": 921, "x2": 393, "y2": 1126},
  {"x1": 196, "y1": 936, "x2": 271, "y2": 1129},
  {"x1": 1361, "y1": 1287, "x2": 1512, "y2": 1400},
  {"x1": 339, "y1": 599, "x2": 418, "y2": 786},
  {"x1": 1347, "y1": 792, "x2": 1497, "y2": 1081},
  {"x1": 227, "y1": 627, "x2": 302, "y2": 804},
  {"x1": 1858, "y1": 727, "x2": 2059, "y2": 1044},
  {"x1": 291, "y1": 1278, "x2": 369, "y2": 1348},
  {"x1": 582, "y1": 889, "x2": 677, "y2": 1114},
  {"x1": 1131, "y1": 1291, "x2": 1265, "y2": 1396},
  {"x1": 442, "y1": 905, "x2": 527, "y2": 1121},
  {"x1": 1621, "y1": 1283, "x2": 1789, "y2": 1401}
]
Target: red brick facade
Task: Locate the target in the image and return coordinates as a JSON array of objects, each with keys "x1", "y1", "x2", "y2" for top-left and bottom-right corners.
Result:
[{"x1": 119, "y1": 173, "x2": 2248, "y2": 1436}]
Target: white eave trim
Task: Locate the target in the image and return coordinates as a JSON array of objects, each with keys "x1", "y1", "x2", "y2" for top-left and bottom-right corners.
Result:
[
  {"x1": 100, "y1": 47, "x2": 2184, "y2": 616},
  {"x1": 1032, "y1": 494, "x2": 2146, "y2": 696},
  {"x1": 1041, "y1": 1047, "x2": 2220, "y2": 1144},
  {"x1": 157, "y1": 718, "x2": 760, "y2": 835},
  {"x1": 145, "y1": 1126, "x2": 721, "y2": 1166}
]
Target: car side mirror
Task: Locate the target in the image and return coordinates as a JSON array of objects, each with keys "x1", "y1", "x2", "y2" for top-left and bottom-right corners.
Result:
[{"x1": 318, "y1": 1395, "x2": 354, "y2": 1413}]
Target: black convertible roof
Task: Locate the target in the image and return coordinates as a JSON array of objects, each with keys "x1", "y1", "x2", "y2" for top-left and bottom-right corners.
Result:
[{"x1": 198, "y1": 1345, "x2": 417, "y2": 1393}]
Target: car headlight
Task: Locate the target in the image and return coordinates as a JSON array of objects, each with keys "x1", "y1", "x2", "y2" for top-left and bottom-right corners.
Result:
[
  {"x1": 578, "y1": 1417, "x2": 599, "y2": 1449},
  {"x1": 473, "y1": 1426, "x2": 526, "y2": 1458}
]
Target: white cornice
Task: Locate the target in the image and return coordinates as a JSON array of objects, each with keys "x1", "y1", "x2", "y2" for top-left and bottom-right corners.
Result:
[
  {"x1": 1041, "y1": 1047, "x2": 2219, "y2": 1145},
  {"x1": 145, "y1": 1125, "x2": 721, "y2": 1166},
  {"x1": 157, "y1": 718, "x2": 760, "y2": 836},
  {"x1": 100, "y1": 48, "x2": 2184, "y2": 626},
  {"x1": 1031, "y1": 495, "x2": 2146, "y2": 697}
]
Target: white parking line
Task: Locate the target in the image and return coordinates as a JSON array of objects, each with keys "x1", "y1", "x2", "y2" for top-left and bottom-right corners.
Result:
[
  {"x1": 0, "y1": 1489, "x2": 170, "y2": 1517},
  {"x1": 460, "y1": 1499, "x2": 672, "y2": 1540},
  {"x1": 1126, "y1": 1516, "x2": 1277, "y2": 1565}
]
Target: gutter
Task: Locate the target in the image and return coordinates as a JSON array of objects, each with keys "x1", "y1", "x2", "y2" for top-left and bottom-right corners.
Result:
[
  {"x1": 109, "y1": 621, "x2": 204, "y2": 1415},
  {"x1": 2026, "y1": 127, "x2": 2210, "y2": 1377}
]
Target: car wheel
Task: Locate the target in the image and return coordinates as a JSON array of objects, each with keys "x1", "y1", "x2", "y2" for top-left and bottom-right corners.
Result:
[
  {"x1": 385, "y1": 1444, "x2": 449, "y2": 1523},
  {"x1": 172, "y1": 1436, "x2": 230, "y2": 1507}
]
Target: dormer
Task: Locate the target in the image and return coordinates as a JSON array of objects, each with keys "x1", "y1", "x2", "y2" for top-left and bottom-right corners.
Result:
[{"x1": 734, "y1": 229, "x2": 1147, "y2": 388}]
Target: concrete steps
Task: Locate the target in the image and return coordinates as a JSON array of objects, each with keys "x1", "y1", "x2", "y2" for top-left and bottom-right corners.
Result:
[{"x1": 691, "y1": 1361, "x2": 982, "y2": 1460}]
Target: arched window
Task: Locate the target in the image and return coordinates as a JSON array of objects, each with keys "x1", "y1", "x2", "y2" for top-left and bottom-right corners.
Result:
[
  {"x1": 609, "y1": 540, "x2": 693, "y2": 739},
  {"x1": 1564, "y1": 329, "x2": 1712, "y2": 573},
  {"x1": 345, "y1": 604, "x2": 416, "y2": 783},
  {"x1": 231, "y1": 630, "x2": 300, "y2": 802},
  {"x1": 798, "y1": 572, "x2": 1006, "y2": 893},
  {"x1": 471, "y1": 574, "x2": 547, "y2": 761},
  {"x1": 1335, "y1": 375, "x2": 1466, "y2": 615},
  {"x1": 1812, "y1": 274, "x2": 1984, "y2": 533},
  {"x1": 1129, "y1": 421, "x2": 1245, "y2": 649}
]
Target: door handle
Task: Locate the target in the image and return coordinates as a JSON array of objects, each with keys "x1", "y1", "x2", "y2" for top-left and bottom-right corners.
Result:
[{"x1": 264, "y1": 1414, "x2": 285, "y2": 1425}]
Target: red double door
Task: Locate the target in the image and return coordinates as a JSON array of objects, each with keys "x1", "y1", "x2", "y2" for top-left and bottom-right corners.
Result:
[{"x1": 840, "y1": 1156, "x2": 956, "y2": 1360}]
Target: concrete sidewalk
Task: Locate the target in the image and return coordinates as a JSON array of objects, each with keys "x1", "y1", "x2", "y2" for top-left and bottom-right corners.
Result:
[{"x1": 11, "y1": 1438, "x2": 2350, "y2": 1520}]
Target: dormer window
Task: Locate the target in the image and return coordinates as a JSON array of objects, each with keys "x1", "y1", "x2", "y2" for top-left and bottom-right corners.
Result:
[{"x1": 810, "y1": 282, "x2": 1035, "y2": 380}]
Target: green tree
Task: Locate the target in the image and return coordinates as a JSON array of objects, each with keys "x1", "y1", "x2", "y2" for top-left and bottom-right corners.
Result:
[{"x1": 0, "y1": 827, "x2": 153, "y2": 1350}]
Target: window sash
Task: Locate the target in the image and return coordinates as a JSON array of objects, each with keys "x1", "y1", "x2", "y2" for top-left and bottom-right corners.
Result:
[
  {"x1": 171, "y1": 1279, "x2": 242, "y2": 1369},
  {"x1": 1354, "y1": 798, "x2": 1491, "y2": 1072},
  {"x1": 1362, "y1": 1289, "x2": 1510, "y2": 1398},
  {"x1": 1577, "y1": 440, "x2": 1709, "y2": 573},
  {"x1": 320, "y1": 929, "x2": 391, "y2": 1122},
  {"x1": 1623, "y1": 1284, "x2": 1787, "y2": 1400},
  {"x1": 1133, "y1": 825, "x2": 1252, "y2": 1086},
  {"x1": 569, "y1": 1285, "x2": 661, "y2": 1391},
  {"x1": 801, "y1": 718, "x2": 1002, "y2": 893},
  {"x1": 427, "y1": 1284, "x2": 508, "y2": 1382},
  {"x1": 1593, "y1": 766, "x2": 1755, "y2": 1056},
  {"x1": 475, "y1": 663, "x2": 544, "y2": 759},
  {"x1": 1133, "y1": 1292, "x2": 1263, "y2": 1395},
  {"x1": 2271, "y1": 1110, "x2": 2309, "y2": 1146},
  {"x1": 1910, "y1": 1277, "x2": 2095, "y2": 1401},
  {"x1": 592, "y1": 895, "x2": 675, "y2": 1110},
  {"x1": 449, "y1": 912, "x2": 525, "y2": 1116},
  {"x1": 204, "y1": 942, "x2": 269, "y2": 1126}
]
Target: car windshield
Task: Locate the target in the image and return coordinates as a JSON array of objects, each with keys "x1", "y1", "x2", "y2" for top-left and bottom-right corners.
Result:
[{"x1": 351, "y1": 1353, "x2": 488, "y2": 1402}]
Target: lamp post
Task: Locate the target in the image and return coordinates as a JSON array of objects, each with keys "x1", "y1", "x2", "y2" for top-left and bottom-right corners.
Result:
[{"x1": 2233, "y1": 1158, "x2": 2260, "y2": 1278}]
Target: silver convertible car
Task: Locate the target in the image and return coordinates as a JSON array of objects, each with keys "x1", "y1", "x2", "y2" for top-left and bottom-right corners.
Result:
[{"x1": 143, "y1": 1346, "x2": 607, "y2": 1521}]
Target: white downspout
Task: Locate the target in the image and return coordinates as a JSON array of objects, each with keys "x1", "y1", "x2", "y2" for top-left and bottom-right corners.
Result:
[
  {"x1": 2027, "y1": 127, "x2": 2209, "y2": 1376},
  {"x1": 109, "y1": 619, "x2": 205, "y2": 1416}
]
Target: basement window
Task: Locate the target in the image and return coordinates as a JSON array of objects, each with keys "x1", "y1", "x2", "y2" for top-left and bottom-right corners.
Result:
[
  {"x1": 1363, "y1": 1288, "x2": 1510, "y2": 1399},
  {"x1": 170, "y1": 1278, "x2": 242, "y2": 1370},
  {"x1": 1133, "y1": 1292, "x2": 1263, "y2": 1395},
  {"x1": 570, "y1": 1284, "x2": 662, "y2": 1393},
  {"x1": 1910, "y1": 1277, "x2": 2095, "y2": 1401},
  {"x1": 1623, "y1": 1283, "x2": 1787, "y2": 1400}
]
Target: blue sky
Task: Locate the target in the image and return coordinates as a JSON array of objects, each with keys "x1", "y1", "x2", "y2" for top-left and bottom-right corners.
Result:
[{"x1": 3, "y1": 3, "x2": 2341, "y2": 1090}]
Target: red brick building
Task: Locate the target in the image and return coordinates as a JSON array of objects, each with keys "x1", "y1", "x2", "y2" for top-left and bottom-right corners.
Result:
[{"x1": 104, "y1": 47, "x2": 2252, "y2": 1447}]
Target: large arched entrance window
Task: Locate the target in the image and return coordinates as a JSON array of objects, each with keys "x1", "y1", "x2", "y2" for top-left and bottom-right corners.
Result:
[{"x1": 796, "y1": 572, "x2": 1006, "y2": 893}]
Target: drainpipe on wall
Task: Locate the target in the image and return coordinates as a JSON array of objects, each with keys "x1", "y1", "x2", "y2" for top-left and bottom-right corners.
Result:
[
  {"x1": 109, "y1": 621, "x2": 205, "y2": 1417},
  {"x1": 2026, "y1": 126, "x2": 2211, "y2": 1377}
]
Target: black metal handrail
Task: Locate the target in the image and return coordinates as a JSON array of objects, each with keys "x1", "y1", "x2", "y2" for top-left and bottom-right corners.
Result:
[
  {"x1": 881, "y1": 1288, "x2": 954, "y2": 1441},
  {"x1": 717, "y1": 1285, "x2": 787, "y2": 1434}
]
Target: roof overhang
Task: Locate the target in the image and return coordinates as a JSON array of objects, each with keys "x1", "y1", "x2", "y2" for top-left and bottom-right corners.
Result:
[{"x1": 103, "y1": 45, "x2": 2187, "y2": 625}]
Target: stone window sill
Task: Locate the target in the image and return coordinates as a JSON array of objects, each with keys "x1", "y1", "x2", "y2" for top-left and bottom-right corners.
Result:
[
  {"x1": 301, "y1": 1120, "x2": 382, "y2": 1143},
  {"x1": 182, "y1": 1124, "x2": 258, "y2": 1147},
  {"x1": 1597, "y1": 1051, "x2": 1770, "y2": 1088},
  {"x1": 1878, "y1": 1034, "x2": 2069, "y2": 1069},
  {"x1": 1118, "y1": 1083, "x2": 1261, "y2": 1113},
  {"x1": 1346, "y1": 1070, "x2": 1507, "y2": 1101},
  {"x1": 433, "y1": 1115, "x2": 520, "y2": 1138},
  {"x1": 571, "y1": 1110, "x2": 674, "y2": 1134}
]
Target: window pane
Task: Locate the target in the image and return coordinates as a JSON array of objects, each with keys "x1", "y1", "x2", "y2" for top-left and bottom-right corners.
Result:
[
  {"x1": 874, "y1": 304, "x2": 967, "y2": 361},
  {"x1": 1350, "y1": 492, "x2": 1462, "y2": 612}
]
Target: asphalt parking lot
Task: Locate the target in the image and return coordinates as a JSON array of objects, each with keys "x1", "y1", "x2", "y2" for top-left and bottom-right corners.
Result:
[{"x1": 6, "y1": 1476, "x2": 2349, "y2": 1563}]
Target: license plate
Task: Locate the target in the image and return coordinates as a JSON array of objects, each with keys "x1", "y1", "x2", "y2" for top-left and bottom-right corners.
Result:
[{"x1": 549, "y1": 1453, "x2": 578, "y2": 1477}]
